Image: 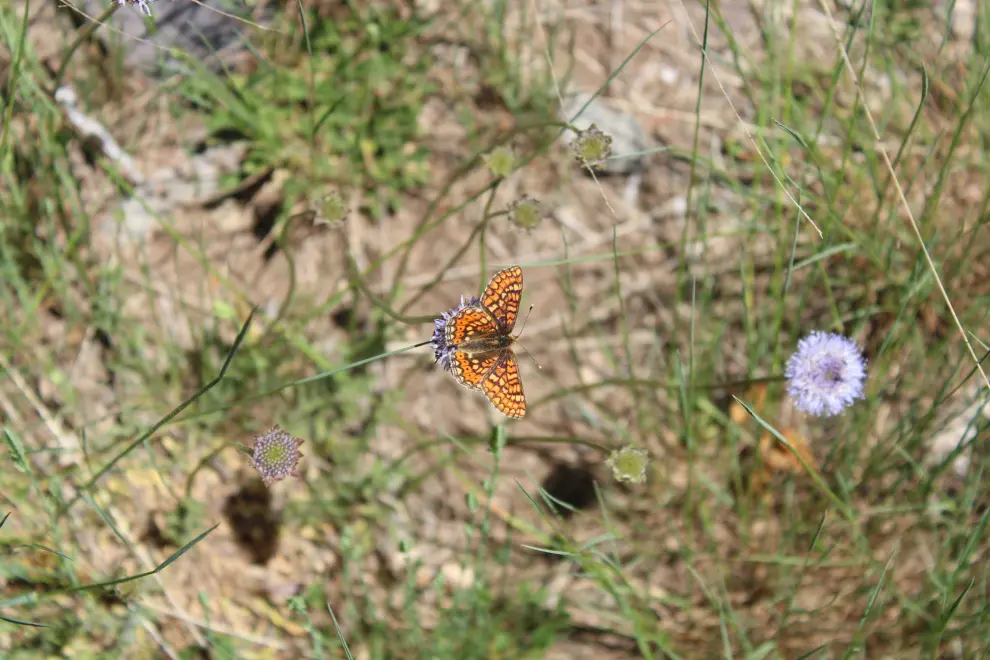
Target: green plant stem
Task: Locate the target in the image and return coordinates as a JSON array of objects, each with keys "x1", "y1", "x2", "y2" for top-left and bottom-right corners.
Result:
[
  {"x1": 183, "y1": 440, "x2": 237, "y2": 500},
  {"x1": 53, "y1": 5, "x2": 120, "y2": 91},
  {"x1": 400, "y1": 185, "x2": 501, "y2": 314},
  {"x1": 55, "y1": 308, "x2": 258, "y2": 520},
  {"x1": 386, "y1": 120, "x2": 572, "y2": 299}
]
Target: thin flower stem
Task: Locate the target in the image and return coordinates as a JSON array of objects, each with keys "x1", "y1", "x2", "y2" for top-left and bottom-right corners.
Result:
[
  {"x1": 54, "y1": 5, "x2": 120, "y2": 91},
  {"x1": 55, "y1": 307, "x2": 259, "y2": 521},
  {"x1": 676, "y1": 0, "x2": 821, "y2": 237},
  {"x1": 382, "y1": 435, "x2": 612, "y2": 490},
  {"x1": 530, "y1": 375, "x2": 786, "y2": 411},
  {"x1": 173, "y1": 340, "x2": 433, "y2": 425},
  {"x1": 400, "y1": 186, "x2": 501, "y2": 315},
  {"x1": 347, "y1": 256, "x2": 434, "y2": 325},
  {"x1": 183, "y1": 440, "x2": 236, "y2": 500},
  {"x1": 386, "y1": 120, "x2": 572, "y2": 298}
]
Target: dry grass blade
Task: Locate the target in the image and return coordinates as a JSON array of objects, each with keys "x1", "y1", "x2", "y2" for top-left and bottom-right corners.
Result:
[
  {"x1": 675, "y1": 0, "x2": 822, "y2": 238},
  {"x1": 815, "y1": 0, "x2": 990, "y2": 393}
]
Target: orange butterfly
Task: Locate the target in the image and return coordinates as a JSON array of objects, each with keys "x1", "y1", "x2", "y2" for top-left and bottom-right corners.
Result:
[{"x1": 436, "y1": 266, "x2": 528, "y2": 419}]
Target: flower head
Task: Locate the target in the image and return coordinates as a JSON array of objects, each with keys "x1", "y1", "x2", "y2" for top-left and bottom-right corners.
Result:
[
  {"x1": 785, "y1": 331, "x2": 867, "y2": 417},
  {"x1": 605, "y1": 446, "x2": 649, "y2": 484},
  {"x1": 315, "y1": 190, "x2": 347, "y2": 227},
  {"x1": 250, "y1": 426, "x2": 304, "y2": 486},
  {"x1": 114, "y1": 0, "x2": 166, "y2": 16},
  {"x1": 571, "y1": 123, "x2": 613, "y2": 170},
  {"x1": 508, "y1": 196, "x2": 544, "y2": 231},
  {"x1": 484, "y1": 146, "x2": 516, "y2": 178},
  {"x1": 430, "y1": 295, "x2": 479, "y2": 371}
]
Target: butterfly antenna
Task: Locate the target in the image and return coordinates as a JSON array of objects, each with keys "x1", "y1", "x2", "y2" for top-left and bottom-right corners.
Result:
[
  {"x1": 513, "y1": 305, "x2": 542, "y2": 370},
  {"x1": 516, "y1": 305, "x2": 535, "y2": 338},
  {"x1": 517, "y1": 341, "x2": 543, "y2": 370}
]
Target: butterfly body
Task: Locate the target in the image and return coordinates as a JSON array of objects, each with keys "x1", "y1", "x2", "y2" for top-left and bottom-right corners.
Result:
[
  {"x1": 441, "y1": 266, "x2": 528, "y2": 418},
  {"x1": 453, "y1": 330, "x2": 516, "y2": 355}
]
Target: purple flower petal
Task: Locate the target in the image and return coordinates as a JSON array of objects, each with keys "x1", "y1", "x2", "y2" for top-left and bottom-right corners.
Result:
[
  {"x1": 430, "y1": 295, "x2": 480, "y2": 371},
  {"x1": 785, "y1": 331, "x2": 867, "y2": 417}
]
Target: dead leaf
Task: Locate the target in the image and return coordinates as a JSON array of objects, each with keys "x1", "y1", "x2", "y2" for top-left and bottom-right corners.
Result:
[
  {"x1": 759, "y1": 427, "x2": 816, "y2": 476},
  {"x1": 729, "y1": 383, "x2": 768, "y2": 426}
]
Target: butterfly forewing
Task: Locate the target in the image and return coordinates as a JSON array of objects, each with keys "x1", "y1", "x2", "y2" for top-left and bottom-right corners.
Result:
[
  {"x1": 445, "y1": 305, "x2": 499, "y2": 348},
  {"x1": 481, "y1": 266, "x2": 523, "y2": 333}
]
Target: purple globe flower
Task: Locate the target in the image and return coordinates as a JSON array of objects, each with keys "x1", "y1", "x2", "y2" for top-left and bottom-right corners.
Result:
[
  {"x1": 430, "y1": 295, "x2": 479, "y2": 371},
  {"x1": 114, "y1": 0, "x2": 167, "y2": 16},
  {"x1": 785, "y1": 331, "x2": 867, "y2": 417}
]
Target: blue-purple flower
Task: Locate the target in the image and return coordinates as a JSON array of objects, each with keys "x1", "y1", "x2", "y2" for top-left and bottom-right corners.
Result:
[
  {"x1": 430, "y1": 295, "x2": 479, "y2": 371},
  {"x1": 785, "y1": 331, "x2": 867, "y2": 417},
  {"x1": 114, "y1": 0, "x2": 167, "y2": 17}
]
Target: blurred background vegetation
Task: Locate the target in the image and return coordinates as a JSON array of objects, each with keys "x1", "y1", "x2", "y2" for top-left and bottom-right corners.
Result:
[{"x1": 1, "y1": 0, "x2": 989, "y2": 658}]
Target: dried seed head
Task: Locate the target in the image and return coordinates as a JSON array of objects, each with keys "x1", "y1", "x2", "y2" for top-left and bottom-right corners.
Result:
[
  {"x1": 571, "y1": 124, "x2": 613, "y2": 170},
  {"x1": 316, "y1": 190, "x2": 348, "y2": 227},
  {"x1": 484, "y1": 146, "x2": 516, "y2": 178},
  {"x1": 605, "y1": 446, "x2": 649, "y2": 484},
  {"x1": 250, "y1": 426, "x2": 305, "y2": 486},
  {"x1": 508, "y1": 196, "x2": 544, "y2": 231}
]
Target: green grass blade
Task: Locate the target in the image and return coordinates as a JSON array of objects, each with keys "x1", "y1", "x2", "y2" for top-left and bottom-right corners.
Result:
[
  {"x1": 327, "y1": 602, "x2": 355, "y2": 660},
  {"x1": 56, "y1": 307, "x2": 258, "y2": 518}
]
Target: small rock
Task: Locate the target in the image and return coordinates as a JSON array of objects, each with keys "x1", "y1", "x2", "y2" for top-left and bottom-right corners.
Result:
[
  {"x1": 81, "y1": 0, "x2": 274, "y2": 76},
  {"x1": 928, "y1": 385, "x2": 987, "y2": 477},
  {"x1": 941, "y1": 0, "x2": 976, "y2": 42},
  {"x1": 107, "y1": 142, "x2": 248, "y2": 241}
]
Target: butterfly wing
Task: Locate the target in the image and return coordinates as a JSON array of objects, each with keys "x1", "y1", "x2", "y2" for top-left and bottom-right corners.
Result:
[
  {"x1": 481, "y1": 266, "x2": 523, "y2": 334},
  {"x1": 450, "y1": 351, "x2": 500, "y2": 390},
  {"x1": 445, "y1": 305, "x2": 499, "y2": 347},
  {"x1": 481, "y1": 350, "x2": 527, "y2": 419}
]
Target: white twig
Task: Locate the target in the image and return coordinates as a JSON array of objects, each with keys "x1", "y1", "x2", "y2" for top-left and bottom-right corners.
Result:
[
  {"x1": 54, "y1": 85, "x2": 144, "y2": 186},
  {"x1": 675, "y1": 0, "x2": 822, "y2": 238}
]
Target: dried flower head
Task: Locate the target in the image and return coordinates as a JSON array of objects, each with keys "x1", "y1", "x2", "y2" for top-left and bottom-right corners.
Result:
[
  {"x1": 508, "y1": 196, "x2": 544, "y2": 231},
  {"x1": 430, "y1": 295, "x2": 480, "y2": 371},
  {"x1": 571, "y1": 123, "x2": 613, "y2": 170},
  {"x1": 315, "y1": 190, "x2": 347, "y2": 227},
  {"x1": 250, "y1": 426, "x2": 304, "y2": 486},
  {"x1": 114, "y1": 0, "x2": 167, "y2": 17},
  {"x1": 785, "y1": 331, "x2": 867, "y2": 417},
  {"x1": 605, "y1": 446, "x2": 649, "y2": 484},
  {"x1": 484, "y1": 146, "x2": 516, "y2": 178}
]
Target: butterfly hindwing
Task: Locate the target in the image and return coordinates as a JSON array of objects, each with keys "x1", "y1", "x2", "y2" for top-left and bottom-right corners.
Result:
[
  {"x1": 451, "y1": 350, "x2": 500, "y2": 390},
  {"x1": 481, "y1": 350, "x2": 527, "y2": 418}
]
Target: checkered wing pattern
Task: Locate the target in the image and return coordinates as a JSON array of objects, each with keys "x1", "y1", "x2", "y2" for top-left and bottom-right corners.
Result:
[
  {"x1": 481, "y1": 351, "x2": 527, "y2": 419},
  {"x1": 481, "y1": 266, "x2": 523, "y2": 333},
  {"x1": 445, "y1": 306, "x2": 499, "y2": 347},
  {"x1": 450, "y1": 351, "x2": 500, "y2": 390}
]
